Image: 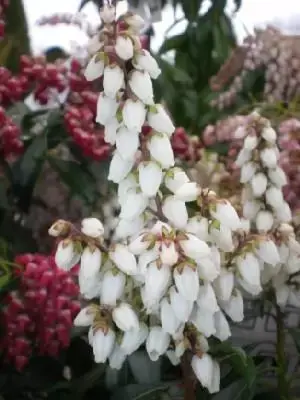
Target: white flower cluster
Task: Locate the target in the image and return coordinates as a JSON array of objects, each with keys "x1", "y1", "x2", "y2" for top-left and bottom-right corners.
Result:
[
  {"x1": 48, "y1": 7, "x2": 296, "y2": 396},
  {"x1": 236, "y1": 112, "x2": 300, "y2": 307}
]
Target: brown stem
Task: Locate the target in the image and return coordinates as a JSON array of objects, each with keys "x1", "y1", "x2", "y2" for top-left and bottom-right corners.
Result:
[{"x1": 181, "y1": 353, "x2": 196, "y2": 400}]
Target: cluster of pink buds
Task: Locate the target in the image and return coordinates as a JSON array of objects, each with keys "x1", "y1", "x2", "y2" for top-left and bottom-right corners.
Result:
[
  {"x1": 0, "y1": 66, "x2": 29, "y2": 106},
  {"x1": 0, "y1": 0, "x2": 8, "y2": 39},
  {"x1": 0, "y1": 253, "x2": 80, "y2": 370},
  {"x1": 171, "y1": 127, "x2": 202, "y2": 163},
  {"x1": 0, "y1": 106, "x2": 23, "y2": 160},
  {"x1": 278, "y1": 118, "x2": 300, "y2": 213}
]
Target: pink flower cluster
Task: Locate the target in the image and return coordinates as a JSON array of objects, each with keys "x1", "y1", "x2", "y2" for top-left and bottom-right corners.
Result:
[
  {"x1": 0, "y1": 106, "x2": 23, "y2": 159},
  {"x1": 0, "y1": 253, "x2": 80, "y2": 370}
]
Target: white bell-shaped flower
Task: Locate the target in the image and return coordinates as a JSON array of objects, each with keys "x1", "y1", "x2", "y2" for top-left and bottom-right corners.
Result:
[
  {"x1": 104, "y1": 118, "x2": 119, "y2": 145},
  {"x1": 169, "y1": 286, "x2": 193, "y2": 323},
  {"x1": 214, "y1": 310, "x2": 231, "y2": 341},
  {"x1": 255, "y1": 239, "x2": 280, "y2": 266},
  {"x1": 213, "y1": 269, "x2": 234, "y2": 302},
  {"x1": 124, "y1": 12, "x2": 145, "y2": 31},
  {"x1": 244, "y1": 134, "x2": 258, "y2": 150},
  {"x1": 236, "y1": 253, "x2": 262, "y2": 295},
  {"x1": 191, "y1": 354, "x2": 220, "y2": 394},
  {"x1": 138, "y1": 161, "x2": 163, "y2": 197},
  {"x1": 146, "y1": 326, "x2": 170, "y2": 362},
  {"x1": 210, "y1": 224, "x2": 234, "y2": 252},
  {"x1": 108, "y1": 151, "x2": 134, "y2": 183},
  {"x1": 100, "y1": 270, "x2": 126, "y2": 306},
  {"x1": 109, "y1": 344, "x2": 127, "y2": 370},
  {"x1": 190, "y1": 306, "x2": 216, "y2": 337},
  {"x1": 179, "y1": 233, "x2": 211, "y2": 260},
  {"x1": 240, "y1": 162, "x2": 257, "y2": 183},
  {"x1": 143, "y1": 262, "x2": 171, "y2": 308},
  {"x1": 55, "y1": 240, "x2": 80, "y2": 271},
  {"x1": 256, "y1": 210, "x2": 274, "y2": 232},
  {"x1": 133, "y1": 50, "x2": 161, "y2": 79},
  {"x1": 251, "y1": 173, "x2": 268, "y2": 197},
  {"x1": 268, "y1": 167, "x2": 287, "y2": 188},
  {"x1": 160, "y1": 242, "x2": 178, "y2": 267},
  {"x1": 174, "y1": 182, "x2": 200, "y2": 202},
  {"x1": 221, "y1": 289, "x2": 244, "y2": 322},
  {"x1": 235, "y1": 148, "x2": 251, "y2": 167},
  {"x1": 260, "y1": 147, "x2": 278, "y2": 168},
  {"x1": 84, "y1": 54, "x2": 104, "y2": 81},
  {"x1": 81, "y1": 217, "x2": 104, "y2": 238},
  {"x1": 160, "y1": 297, "x2": 181, "y2": 335},
  {"x1": 276, "y1": 201, "x2": 292, "y2": 223},
  {"x1": 162, "y1": 196, "x2": 188, "y2": 229},
  {"x1": 96, "y1": 93, "x2": 118, "y2": 125},
  {"x1": 120, "y1": 322, "x2": 149, "y2": 355},
  {"x1": 93, "y1": 328, "x2": 115, "y2": 363},
  {"x1": 186, "y1": 216, "x2": 209, "y2": 241},
  {"x1": 74, "y1": 306, "x2": 95, "y2": 327},
  {"x1": 265, "y1": 186, "x2": 284, "y2": 209},
  {"x1": 262, "y1": 126, "x2": 276, "y2": 143},
  {"x1": 165, "y1": 167, "x2": 189, "y2": 193},
  {"x1": 122, "y1": 99, "x2": 146, "y2": 132},
  {"x1": 100, "y1": 4, "x2": 116, "y2": 23},
  {"x1": 129, "y1": 70, "x2": 154, "y2": 105},
  {"x1": 197, "y1": 257, "x2": 220, "y2": 282},
  {"x1": 120, "y1": 189, "x2": 148, "y2": 220},
  {"x1": 103, "y1": 65, "x2": 124, "y2": 98},
  {"x1": 87, "y1": 33, "x2": 103, "y2": 55},
  {"x1": 174, "y1": 266, "x2": 199, "y2": 302},
  {"x1": 110, "y1": 244, "x2": 138, "y2": 275},
  {"x1": 115, "y1": 35, "x2": 134, "y2": 60},
  {"x1": 116, "y1": 127, "x2": 139, "y2": 160},
  {"x1": 197, "y1": 283, "x2": 219, "y2": 313},
  {"x1": 147, "y1": 104, "x2": 175, "y2": 136},
  {"x1": 118, "y1": 174, "x2": 138, "y2": 203},
  {"x1": 112, "y1": 303, "x2": 139, "y2": 332},
  {"x1": 115, "y1": 216, "x2": 144, "y2": 239},
  {"x1": 148, "y1": 133, "x2": 175, "y2": 169},
  {"x1": 80, "y1": 246, "x2": 102, "y2": 279},
  {"x1": 210, "y1": 200, "x2": 241, "y2": 231},
  {"x1": 243, "y1": 200, "x2": 260, "y2": 220}
]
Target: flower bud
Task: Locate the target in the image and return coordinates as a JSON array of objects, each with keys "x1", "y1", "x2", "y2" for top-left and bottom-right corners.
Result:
[
  {"x1": 116, "y1": 127, "x2": 139, "y2": 160},
  {"x1": 251, "y1": 173, "x2": 268, "y2": 197},
  {"x1": 164, "y1": 168, "x2": 189, "y2": 193},
  {"x1": 55, "y1": 240, "x2": 80, "y2": 271},
  {"x1": 191, "y1": 354, "x2": 220, "y2": 394},
  {"x1": 186, "y1": 216, "x2": 209, "y2": 241},
  {"x1": 236, "y1": 253, "x2": 261, "y2": 295},
  {"x1": 179, "y1": 233, "x2": 210, "y2": 260},
  {"x1": 162, "y1": 196, "x2": 188, "y2": 229},
  {"x1": 80, "y1": 246, "x2": 102, "y2": 279},
  {"x1": 104, "y1": 118, "x2": 119, "y2": 145},
  {"x1": 81, "y1": 218, "x2": 104, "y2": 238},
  {"x1": 262, "y1": 126, "x2": 276, "y2": 143},
  {"x1": 148, "y1": 133, "x2": 175, "y2": 169},
  {"x1": 122, "y1": 99, "x2": 146, "y2": 132},
  {"x1": 260, "y1": 148, "x2": 278, "y2": 168},
  {"x1": 48, "y1": 219, "x2": 70, "y2": 237},
  {"x1": 268, "y1": 167, "x2": 287, "y2": 188},
  {"x1": 214, "y1": 310, "x2": 231, "y2": 341},
  {"x1": 240, "y1": 162, "x2": 257, "y2": 183},
  {"x1": 169, "y1": 286, "x2": 193, "y2": 323},
  {"x1": 124, "y1": 12, "x2": 145, "y2": 31},
  {"x1": 174, "y1": 182, "x2": 200, "y2": 202},
  {"x1": 108, "y1": 151, "x2": 134, "y2": 183},
  {"x1": 256, "y1": 210, "x2": 274, "y2": 232},
  {"x1": 143, "y1": 262, "x2": 171, "y2": 308},
  {"x1": 92, "y1": 328, "x2": 115, "y2": 363},
  {"x1": 138, "y1": 161, "x2": 163, "y2": 197},
  {"x1": 210, "y1": 200, "x2": 241, "y2": 231},
  {"x1": 96, "y1": 93, "x2": 118, "y2": 125},
  {"x1": 74, "y1": 306, "x2": 95, "y2": 327},
  {"x1": 160, "y1": 297, "x2": 181, "y2": 335},
  {"x1": 120, "y1": 322, "x2": 149, "y2": 355},
  {"x1": 103, "y1": 65, "x2": 124, "y2": 98},
  {"x1": 119, "y1": 190, "x2": 148, "y2": 220},
  {"x1": 244, "y1": 134, "x2": 258, "y2": 150},
  {"x1": 101, "y1": 270, "x2": 126, "y2": 306},
  {"x1": 147, "y1": 104, "x2": 174, "y2": 136},
  {"x1": 133, "y1": 50, "x2": 161, "y2": 79},
  {"x1": 160, "y1": 242, "x2": 178, "y2": 267},
  {"x1": 174, "y1": 266, "x2": 199, "y2": 302},
  {"x1": 213, "y1": 269, "x2": 234, "y2": 302},
  {"x1": 84, "y1": 54, "x2": 104, "y2": 81},
  {"x1": 115, "y1": 35, "x2": 134, "y2": 61},
  {"x1": 129, "y1": 70, "x2": 154, "y2": 105},
  {"x1": 221, "y1": 289, "x2": 244, "y2": 322},
  {"x1": 110, "y1": 244, "x2": 138, "y2": 275},
  {"x1": 146, "y1": 326, "x2": 170, "y2": 361},
  {"x1": 190, "y1": 306, "x2": 216, "y2": 337},
  {"x1": 197, "y1": 283, "x2": 219, "y2": 313},
  {"x1": 112, "y1": 303, "x2": 139, "y2": 332}
]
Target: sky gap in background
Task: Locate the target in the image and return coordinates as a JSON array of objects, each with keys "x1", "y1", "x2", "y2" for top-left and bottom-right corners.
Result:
[{"x1": 22, "y1": 0, "x2": 300, "y2": 54}]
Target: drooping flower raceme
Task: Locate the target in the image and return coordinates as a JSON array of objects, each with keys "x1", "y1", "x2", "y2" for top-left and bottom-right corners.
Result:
[
  {"x1": 48, "y1": 6, "x2": 272, "y2": 395},
  {"x1": 236, "y1": 112, "x2": 300, "y2": 307}
]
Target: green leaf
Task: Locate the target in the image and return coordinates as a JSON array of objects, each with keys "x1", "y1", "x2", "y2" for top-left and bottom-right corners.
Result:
[
  {"x1": 47, "y1": 156, "x2": 97, "y2": 205},
  {"x1": 158, "y1": 33, "x2": 186, "y2": 54}
]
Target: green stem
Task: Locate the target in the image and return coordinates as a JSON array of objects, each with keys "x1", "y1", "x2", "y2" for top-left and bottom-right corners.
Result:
[{"x1": 275, "y1": 304, "x2": 290, "y2": 400}]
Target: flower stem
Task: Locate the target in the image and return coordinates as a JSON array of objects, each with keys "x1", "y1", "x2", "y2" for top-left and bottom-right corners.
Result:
[
  {"x1": 275, "y1": 303, "x2": 290, "y2": 400},
  {"x1": 181, "y1": 353, "x2": 196, "y2": 400}
]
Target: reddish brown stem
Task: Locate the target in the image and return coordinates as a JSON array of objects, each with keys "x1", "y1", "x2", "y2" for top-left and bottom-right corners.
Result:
[{"x1": 181, "y1": 353, "x2": 196, "y2": 400}]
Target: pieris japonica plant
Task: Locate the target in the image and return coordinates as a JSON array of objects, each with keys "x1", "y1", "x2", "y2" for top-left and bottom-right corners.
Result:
[
  {"x1": 48, "y1": 3, "x2": 274, "y2": 397},
  {"x1": 236, "y1": 111, "x2": 300, "y2": 399}
]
